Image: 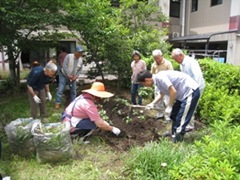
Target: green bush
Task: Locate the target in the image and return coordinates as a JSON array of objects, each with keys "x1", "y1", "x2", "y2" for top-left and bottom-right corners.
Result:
[
  {"x1": 194, "y1": 59, "x2": 240, "y2": 125},
  {"x1": 169, "y1": 121, "x2": 240, "y2": 179},
  {"x1": 124, "y1": 140, "x2": 195, "y2": 180},
  {"x1": 199, "y1": 59, "x2": 240, "y2": 95},
  {"x1": 197, "y1": 83, "x2": 240, "y2": 124}
]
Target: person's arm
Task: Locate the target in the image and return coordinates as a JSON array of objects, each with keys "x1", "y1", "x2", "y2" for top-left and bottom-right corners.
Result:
[
  {"x1": 95, "y1": 120, "x2": 121, "y2": 135},
  {"x1": 27, "y1": 84, "x2": 42, "y2": 103},
  {"x1": 151, "y1": 92, "x2": 163, "y2": 105},
  {"x1": 27, "y1": 85, "x2": 36, "y2": 97},
  {"x1": 62, "y1": 55, "x2": 73, "y2": 79},
  {"x1": 168, "y1": 85, "x2": 176, "y2": 107},
  {"x1": 45, "y1": 84, "x2": 50, "y2": 92},
  {"x1": 94, "y1": 120, "x2": 113, "y2": 131},
  {"x1": 75, "y1": 57, "x2": 83, "y2": 77}
]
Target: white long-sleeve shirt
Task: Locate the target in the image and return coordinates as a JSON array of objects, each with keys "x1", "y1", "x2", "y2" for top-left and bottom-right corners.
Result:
[{"x1": 180, "y1": 56, "x2": 205, "y2": 90}]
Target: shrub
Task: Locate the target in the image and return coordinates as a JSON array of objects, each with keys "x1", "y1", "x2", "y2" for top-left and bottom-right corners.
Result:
[
  {"x1": 199, "y1": 59, "x2": 240, "y2": 95},
  {"x1": 197, "y1": 83, "x2": 240, "y2": 124},
  {"x1": 169, "y1": 121, "x2": 240, "y2": 179}
]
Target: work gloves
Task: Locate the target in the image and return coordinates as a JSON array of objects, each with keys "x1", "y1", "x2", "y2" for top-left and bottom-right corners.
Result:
[
  {"x1": 47, "y1": 92, "x2": 52, "y2": 101},
  {"x1": 165, "y1": 106, "x2": 172, "y2": 117},
  {"x1": 33, "y1": 95, "x2": 41, "y2": 104},
  {"x1": 112, "y1": 126, "x2": 121, "y2": 136}
]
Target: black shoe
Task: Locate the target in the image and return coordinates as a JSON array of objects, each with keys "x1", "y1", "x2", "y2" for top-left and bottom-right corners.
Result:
[
  {"x1": 163, "y1": 131, "x2": 171, "y2": 137},
  {"x1": 185, "y1": 128, "x2": 194, "y2": 132},
  {"x1": 172, "y1": 133, "x2": 184, "y2": 143}
]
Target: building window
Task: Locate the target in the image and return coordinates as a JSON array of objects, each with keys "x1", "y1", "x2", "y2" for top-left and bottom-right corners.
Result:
[
  {"x1": 192, "y1": 0, "x2": 198, "y2": 12},
  {"x1": 170, "y1": 0, "x2": 180, "y2": 18},
  {"x1": 211, "y1": 0, "x2": 222, "y2": 6}
]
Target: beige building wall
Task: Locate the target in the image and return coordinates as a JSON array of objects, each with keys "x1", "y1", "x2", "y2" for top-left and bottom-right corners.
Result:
[{"x1": 187, "y1": 0, "x2": 231, "y2": 35}]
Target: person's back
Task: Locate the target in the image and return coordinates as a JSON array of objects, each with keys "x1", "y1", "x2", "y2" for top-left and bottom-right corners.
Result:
[{"x1": 153, "y1": 70, "x2": 199, "y2": 101}]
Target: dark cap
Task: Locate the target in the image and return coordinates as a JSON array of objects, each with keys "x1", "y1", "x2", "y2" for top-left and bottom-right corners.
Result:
[{"x1": 137, "y1": 70, "x2": 152, "y2": 82}]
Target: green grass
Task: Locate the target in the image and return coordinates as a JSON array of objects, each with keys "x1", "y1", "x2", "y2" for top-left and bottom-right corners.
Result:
[
  {"x1": 1, "y1": 78, "x2": 239, "y2": 179},
  {"x1": 0, "y1": 137, "x2": 125, "y2": 179},
  {"x1": 0, "y1": 84, "x2": 207, "y2": 179},
  {"x1": 124, "y1": 139, "x2": 196, "y2": 180},
  {"x1": 0, "y1": 83, "x2": 126, "y2": 179}
]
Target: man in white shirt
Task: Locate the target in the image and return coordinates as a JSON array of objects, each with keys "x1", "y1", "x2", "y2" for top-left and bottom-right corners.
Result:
[{"x1": 172, "y1": 48, "x2": 205, "y2": 131}]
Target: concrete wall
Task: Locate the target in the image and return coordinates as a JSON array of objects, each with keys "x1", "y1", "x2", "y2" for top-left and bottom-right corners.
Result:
[{"x1": 187, "y1": 0, "x2": 231, "y2": 34}]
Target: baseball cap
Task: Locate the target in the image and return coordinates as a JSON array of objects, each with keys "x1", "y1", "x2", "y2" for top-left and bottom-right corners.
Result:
[{"x1": 76, "y1": 46, "x2": 84, "y2": 52}]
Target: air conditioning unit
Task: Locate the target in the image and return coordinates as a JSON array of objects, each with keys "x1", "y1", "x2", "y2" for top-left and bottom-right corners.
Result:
[{"x1": 172, "y1": 32, "x2": 180, "y2": 38}]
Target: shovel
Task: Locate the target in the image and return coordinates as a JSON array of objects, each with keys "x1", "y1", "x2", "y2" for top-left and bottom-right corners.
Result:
[{"x1": 128, "y1": 104, "x2": 160, "y2": 116}]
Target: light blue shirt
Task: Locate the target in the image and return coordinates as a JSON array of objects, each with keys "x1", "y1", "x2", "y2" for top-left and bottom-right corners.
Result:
[
  {"x1": 153, "y1": 71, "x2": 199, "y2": 101},
  {"x1": 180, "y1": 56, "x2": 205, "y2": 90}
]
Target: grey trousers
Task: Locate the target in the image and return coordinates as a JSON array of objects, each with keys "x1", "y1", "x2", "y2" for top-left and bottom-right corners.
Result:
[{"x1": 28, "y1": 89, "x2": 47, "y2": 119}]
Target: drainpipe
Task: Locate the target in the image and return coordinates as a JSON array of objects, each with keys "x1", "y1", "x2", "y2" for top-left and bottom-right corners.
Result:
[{"x1": 181, "y1": 0, "x2": 186, "y2": 37}]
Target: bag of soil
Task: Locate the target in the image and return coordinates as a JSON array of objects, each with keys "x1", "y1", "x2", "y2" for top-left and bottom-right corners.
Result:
[
  {"x1": 4, "y1": 118, "x2": 41, "y2": 156},
  {"x1": 31, "y1": 122, "x2": 75, "y2": 163}
]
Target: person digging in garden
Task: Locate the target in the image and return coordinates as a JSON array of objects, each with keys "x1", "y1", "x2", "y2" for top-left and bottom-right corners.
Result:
[
  {"x1": 62, "y1": 82, "x2": 121, "y2": 142},
  {"x1": 137, "y1": 70, "x2": 200, "y2": 143}
]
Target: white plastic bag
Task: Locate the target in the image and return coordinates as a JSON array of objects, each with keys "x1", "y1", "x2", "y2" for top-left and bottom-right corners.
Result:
[
  {"x1": 4, "y1": 118, "x2": 41, "y2": 156},
  {"x1": 31, "y1": 122, "x2": 75, "y2": 163}
]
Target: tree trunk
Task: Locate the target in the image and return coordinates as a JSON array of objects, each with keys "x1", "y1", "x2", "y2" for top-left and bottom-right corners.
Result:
[{"x1": 8, "y1": 50, "x2": 20, "y2": 87}]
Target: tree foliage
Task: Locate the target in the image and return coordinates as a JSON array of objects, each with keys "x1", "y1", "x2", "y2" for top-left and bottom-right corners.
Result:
[
  {"x1": 0, "y1": 0, "x2": 68, "y2": 86},
  {"x1": 1, "y1": 0, "x2": 170, "y2": 89},
  {"x1": 64, "y1": 0, "x2": 170, "y2": 88}
]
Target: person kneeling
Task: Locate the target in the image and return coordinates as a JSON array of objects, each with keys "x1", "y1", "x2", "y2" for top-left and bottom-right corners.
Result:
[{"x1": 62, "y1": 82, "x2": 121, "y2": 142}]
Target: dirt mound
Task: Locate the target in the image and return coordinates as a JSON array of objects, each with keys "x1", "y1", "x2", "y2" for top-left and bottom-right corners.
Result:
[{"x1": 93, "y1": 96, "x2": 170, "y2": 151}]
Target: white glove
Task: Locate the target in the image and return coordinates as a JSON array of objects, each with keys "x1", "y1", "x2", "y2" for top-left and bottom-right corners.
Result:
[
  {"x1": 165, "y1": 106, "x2": 173, "y2": 116},
  {"x1": 145, "y1": 103, "x2": 155, "y2": 110},
  {"x1": 112, "y1": 126, "x2": 121, "y2": 136},
  {"x1": 33, "y1": 95, "x2": 41, "y2": 104},
  {"x1": 47, "y1": 92, "x2": 52, "y2": 101}
]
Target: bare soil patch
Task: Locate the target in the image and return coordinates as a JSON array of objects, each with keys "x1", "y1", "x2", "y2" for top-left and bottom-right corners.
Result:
[{"x1": 74, "y1": 83, "x2": 205, "y2": 151}]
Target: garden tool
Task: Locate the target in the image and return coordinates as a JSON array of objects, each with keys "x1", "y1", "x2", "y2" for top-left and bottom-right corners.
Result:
[{"x1": 128, "y1": 104, "x2": 161, "y2": 116}]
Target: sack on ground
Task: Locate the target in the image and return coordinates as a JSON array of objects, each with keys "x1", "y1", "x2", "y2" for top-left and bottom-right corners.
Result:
[
  {"x1": 31, "y1": 122, "x2": 75, "y2": 163},
  {"x1": 4, "y1": 118, "x2": 40, "y2": 156}
]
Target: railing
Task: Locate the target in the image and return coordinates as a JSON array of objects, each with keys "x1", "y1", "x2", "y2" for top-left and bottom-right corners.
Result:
[{"x1": 186, "y1": 49, "x2": 227, "y2": 63}]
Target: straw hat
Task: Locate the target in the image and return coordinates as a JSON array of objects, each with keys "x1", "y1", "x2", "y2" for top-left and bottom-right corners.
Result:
[{"x1": 82, "y1": 82, "x2": 114, "y2": 98}]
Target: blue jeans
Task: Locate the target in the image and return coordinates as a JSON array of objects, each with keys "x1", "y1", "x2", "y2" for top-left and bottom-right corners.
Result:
[
  {"x1": 131, "y1": 83, "x2": 143, "y2": 105},
  {"x1": 55, "y1": 73, "x2": 77, "y2": 104},
  {"x1": 71, "y1": 118, "x2": 97, "y2": 138}
]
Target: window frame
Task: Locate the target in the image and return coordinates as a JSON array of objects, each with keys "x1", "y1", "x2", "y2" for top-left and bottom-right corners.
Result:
[
  {"x1": 191, "y1": 0, "x2": 198, "y2": 12},
  {"x1": 170, "y1": 0, "x2": 180, "y2": 18},
  {"x1": 211, "y1": 0, "x2": 222, "y2": 7}
]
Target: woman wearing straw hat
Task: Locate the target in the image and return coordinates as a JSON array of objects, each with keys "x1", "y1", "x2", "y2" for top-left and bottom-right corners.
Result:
[{"x1": 62, "y1": 82, "x2": 121, "y2": 142}]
